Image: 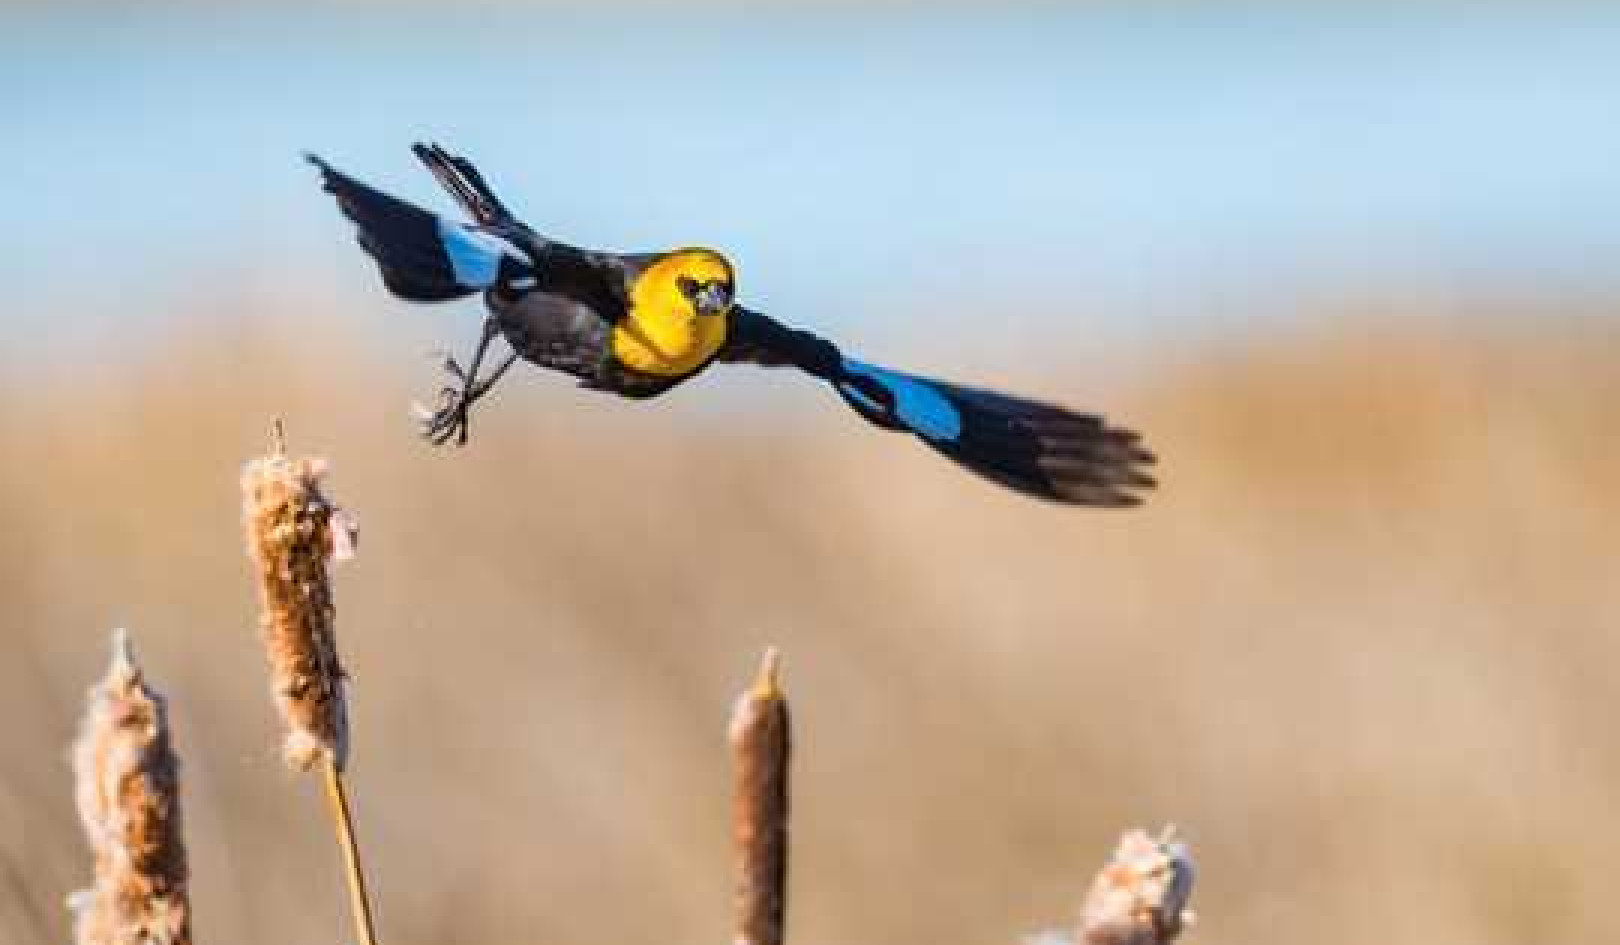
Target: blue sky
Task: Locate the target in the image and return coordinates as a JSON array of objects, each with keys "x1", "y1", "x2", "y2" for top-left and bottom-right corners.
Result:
[{"x1": 6, "y1": 4, "x2": 1620, "y2": 354}]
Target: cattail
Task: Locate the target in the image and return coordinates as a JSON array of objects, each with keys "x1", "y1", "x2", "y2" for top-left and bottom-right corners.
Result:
[
  {"x1": 241, "y1": 422, "x2": 377, "y2": 945},
  {"x1": 1077, "y1": 827, "x2": 1196, "y2": 945},
  {"x1": 729, "y1": 648, "x2": 790, "y2": 945},
  {"x1": 69, "y1": 629, "x2": 191, "y2": 945},
  {"x1": 240, "y1": 423, "x2": 357, "y2": 771}
]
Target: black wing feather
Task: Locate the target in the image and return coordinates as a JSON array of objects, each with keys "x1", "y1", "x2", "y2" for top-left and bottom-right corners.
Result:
[
  {"x1": 411, "y1": 142, "x2": 516, "y2": 228},
  {"x1": 307, "y1": 153, "x2": 475, "y2": 302},
  {"x1": 910, "y1": 376, "x2": 1156, "y2": 505},
  {"x1": 721, "y1": 306, "x2": 1156, "y2": 506}
]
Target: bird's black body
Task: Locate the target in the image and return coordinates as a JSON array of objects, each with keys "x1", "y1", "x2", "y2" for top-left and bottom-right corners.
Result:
[{"x1": 309, "y1": 143, "x2": 1158, "y2": 506}]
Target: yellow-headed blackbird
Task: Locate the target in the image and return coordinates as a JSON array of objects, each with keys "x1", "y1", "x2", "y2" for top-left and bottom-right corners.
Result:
[{"x1": 308, "y1": 144, "x2": 1155, "y2": 505}]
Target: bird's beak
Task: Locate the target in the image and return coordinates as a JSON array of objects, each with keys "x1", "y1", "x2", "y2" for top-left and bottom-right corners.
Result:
[{"x1": 694, "y1": 283, "x2": 732, "y2": 317}]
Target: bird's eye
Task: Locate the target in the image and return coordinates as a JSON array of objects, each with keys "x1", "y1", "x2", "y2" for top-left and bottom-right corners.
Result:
[{"x1": 676, "y1": 275, "x2": 700, "y2": 299}]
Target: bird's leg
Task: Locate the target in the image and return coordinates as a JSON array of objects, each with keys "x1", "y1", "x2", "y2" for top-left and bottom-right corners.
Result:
[
  {"x1": 467, "y1": 349, "x2": 518, "y2": 402},
  {"x1": 438, "y1": 348, "x2": 518, "y2": 444},
  {"x1": 420, "y1": 316, "x2": 510, "y2": 446}
]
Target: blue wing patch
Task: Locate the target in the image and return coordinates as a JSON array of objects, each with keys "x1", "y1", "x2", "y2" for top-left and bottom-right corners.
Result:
[
  {"x1": 435, "y1": 218, "x2": 518, "y2": 289},
  {"x1": 840, "y1": 359, "x2": 963, "y2": 442}
]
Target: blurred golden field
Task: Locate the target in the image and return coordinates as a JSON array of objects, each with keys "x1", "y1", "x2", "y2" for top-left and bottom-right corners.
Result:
[{"x1": 4, "y1": 291, "x2": 1619, "y2": 945}]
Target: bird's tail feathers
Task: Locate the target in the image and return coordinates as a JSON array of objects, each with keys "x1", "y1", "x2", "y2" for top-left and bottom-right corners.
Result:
[
  {"x1": 834, "y1": 359, "x2": 1156, "y2": 506},
  {"x1": 411, "y1": 142, "x2": 515, "y2": 228},
  {"x1": 307, "y1": 153, "x2": 529, "y2": 302}
]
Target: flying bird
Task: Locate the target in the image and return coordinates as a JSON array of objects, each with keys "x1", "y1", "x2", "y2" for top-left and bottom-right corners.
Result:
[{"x1": 307, "y1": 144, "x2": 1156, "y2": 505}]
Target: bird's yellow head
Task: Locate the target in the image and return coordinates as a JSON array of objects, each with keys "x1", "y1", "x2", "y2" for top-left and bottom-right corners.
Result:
[
  {"x1": 664, "y1": 247, "x2": 736, "y2": 318},
  {"x1": 615, "y1": 247, "x2": 735, "y2": 376}
]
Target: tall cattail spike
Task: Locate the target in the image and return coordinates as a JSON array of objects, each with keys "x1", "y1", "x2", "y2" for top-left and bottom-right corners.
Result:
[
  {"x1": 70, "y1": 628, "x2": 191, "y2": 945},
  {"x1": 731, "y1": 647, "x2": 791, "y2": 945},
  {"x1": 241, "y1": 435, "x2": 354, "y2": 771},
  {"x1": 240, "y1": 430, "x2": 379, "y2": 945}
]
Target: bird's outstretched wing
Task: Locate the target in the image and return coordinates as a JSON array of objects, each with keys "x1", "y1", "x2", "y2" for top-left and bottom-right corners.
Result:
[
  {"x1": 307, "y1": 153, "x2": 532, "y2": 302},
  {"x1": 721, "y1": 306, "x2": 1157, "y2": 506}
]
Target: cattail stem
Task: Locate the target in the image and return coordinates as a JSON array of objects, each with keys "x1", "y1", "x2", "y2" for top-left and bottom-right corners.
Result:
[
  {"x1": 323, "y1": 759, "x2": 379, "y2": 945},
  {"x1": 729, "y1": 648, "x2": 790, "y2": 945}
]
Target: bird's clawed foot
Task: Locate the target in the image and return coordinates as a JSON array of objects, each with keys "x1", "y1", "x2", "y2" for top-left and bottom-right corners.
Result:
[
  {"x1": 413, "y1": 352, "x2": 476, "y2": 446},
  {"x1": 412, "y1": 340, "x2": 518, "y2": 447}
]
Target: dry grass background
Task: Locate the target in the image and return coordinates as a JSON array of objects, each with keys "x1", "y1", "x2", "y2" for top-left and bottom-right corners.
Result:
[{"x1": 3, "y1": 289, "x2": 1619, "y2": 945}]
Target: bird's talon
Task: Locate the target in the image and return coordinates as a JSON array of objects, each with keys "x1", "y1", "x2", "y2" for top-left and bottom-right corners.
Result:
[{"x1": 416, "y1": 389, "x2": 473, "y2": 446}]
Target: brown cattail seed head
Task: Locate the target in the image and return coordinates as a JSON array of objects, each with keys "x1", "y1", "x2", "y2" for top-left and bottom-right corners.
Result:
[
  {"x1": 1079, "y1": 827, "x2": 1196, "y2": 945},
  {"x1": 69, "y1": 629, "x2": 191, "y2": 945},
  {"x1": 241, "y1": 437, "x2": 357, "y2": 771},
  {"x1": 730, "y1": 648, "x2": 790, "y2": 945}
]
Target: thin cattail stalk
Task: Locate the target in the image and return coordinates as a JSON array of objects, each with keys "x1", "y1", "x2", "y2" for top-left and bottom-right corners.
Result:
[
  {"x1": 241, "y1": 420, "x2": 375, "y2": 945},
  {"x1": 729, "y1": 648, "x2": 790, "y2": 945},
  {"x1": 69, "y1": 628, "x2": 191, "y2": 945},
  {"x1": 323, "y1": 759, "x2": 379, "y2": 945},
  {"x1": 1078, "y1": 826, "x2": 1196, "y2": 945}
]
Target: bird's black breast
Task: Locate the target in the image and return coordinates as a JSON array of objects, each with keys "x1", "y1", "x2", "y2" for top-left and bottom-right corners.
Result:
[{"x1": 489, "y1": 289, "x2": 612, "y2": 383}]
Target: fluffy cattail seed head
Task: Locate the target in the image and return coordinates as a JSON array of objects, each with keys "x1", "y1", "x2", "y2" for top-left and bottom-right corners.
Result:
[
  {"x1": 1079, "y1": 826, "x2": 1196, "y2": 945},
  {"x1": 69, "y1": 629, "x2": 191, "y2": 945},
  {"x1": 241, "y1": 430, "x2": 357, "y2": 771}
]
